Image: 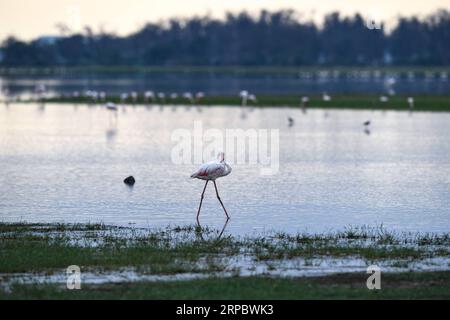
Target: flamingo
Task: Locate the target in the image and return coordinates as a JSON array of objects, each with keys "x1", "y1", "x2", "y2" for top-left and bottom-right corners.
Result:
[
  {"x1": 130, "y1": 91, "x2": 138, "y2": 104},
  {"x1": 195, "y1": 92, "x2": 205, "y2": 103},
  {"x1": 407, "y1": 97, "x2": 414, "y2": 112},
  {"x1": 35, "y1": 84, "x2": 46, "y2": 100},
  {"x1": 322, "y1": 92, "x2": 331, "y2": 117},
  {"x1": 89, "y1": 90, "x2": 99, "y2": 102},
  {"x1": 183, "y1": 92, "x2": 194, "y2": 104},
  {"x1": 240, "y1": 90, "x2": 249, "y2": 106},
  {"x1": 158, "y1": 92, "x2": 166, "y2": 103},
  {"x1": 144, "y1": 91, "x2": 155, "y2": 103},
  {"x1": 301, "y1": 96, "x2": 309, "y2": 113},
  {"x1": 120, "y1": 93, "x2": 128, "y2": 104},
  {"x1": 379, "y1": 95, "x2": 389, "y2": 103},
  {"x1": 191, "y1": 152, "x2": 232, "y2": 220}
]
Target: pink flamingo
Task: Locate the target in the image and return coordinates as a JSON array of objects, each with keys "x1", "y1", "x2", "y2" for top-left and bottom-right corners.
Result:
[{"x1": 191, "y1": 152, "x2": 232, "y2": 220}]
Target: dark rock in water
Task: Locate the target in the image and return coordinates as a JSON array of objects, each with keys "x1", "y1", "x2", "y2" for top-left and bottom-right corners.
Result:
[{"x1": 124, "y1": 176, "x2": 136, "y2": 186}]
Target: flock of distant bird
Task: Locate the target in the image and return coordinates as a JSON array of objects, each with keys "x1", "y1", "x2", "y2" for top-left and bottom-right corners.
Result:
[{"x1": 3, "y1": 79, "x2": 417, "y2": 136}]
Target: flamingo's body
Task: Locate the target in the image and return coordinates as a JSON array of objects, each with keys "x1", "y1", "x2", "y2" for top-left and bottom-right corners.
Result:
[
  {"x1": 191, "y1": 152, "x2": 231, "y2": 220},
  {"x1": 240, "y1": 90, "x2": 249, "y2": 106},
  {"x1": 301, "y1": 96, "x2": 309, "y2": 113},
  {"x1": 195, "y1": 92, "x2": 205, "y2": 103},
  {"x1": 131, "y1": 91, "x2": 138, "y2": 103},
  {"x1": 407, "y1": 97, "x2": 414, "y2": 111},
  {"x1": 120, "y1": 93, "x2": 128, "y2": 103},
  {"x1": 183, "y1": 92, "x2": 194, "y2": 104},
  {"x1": 144, "y1": 91, "x2": 155, "y2": 103},
  {"x1": 158, "y1": 92, "x2": 166, "y2": 103},
  {"x1": 379, "y1": 95, "x2": 389, "y2": 103}
]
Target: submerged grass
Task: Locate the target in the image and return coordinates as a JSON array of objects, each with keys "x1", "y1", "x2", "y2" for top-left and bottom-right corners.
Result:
[
  {"x1": 0, "y1": 222, "x2": 448, "y2": 274},
  {"x1": 1, "y1": 222, "x2": 449, "y2": 299}
]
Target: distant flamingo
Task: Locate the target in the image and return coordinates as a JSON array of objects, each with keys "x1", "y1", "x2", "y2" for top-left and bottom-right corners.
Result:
[
  {"x1": 322, "y1": 92, "x2": 331, "y2": 117},
  {"x1": 35, "y1": 84, "x2": 46, "y2": 100},
  {"x1": 130, "y1": 91, "x2": 138, "y2": 104},
  {"x1": 158, "y1": 92, "x2": 166, "y2": 103},
  {"x1": 240, "y1": 90, "x2": 249, "y2": 106},
  {"x1": 120, "y1": 93, "x2": 128, "y2": 104},
  {"x1": 379, "y1": 95, "x2": 389, "y2": 103},
  {"x1": 195, "y1": 92, "x2": 205, "y2": 104},
  {"x1": 183, "y1": 92, "x2": 194, "y2": 104},
  {"x1": 144, "y1": 91, "x2": 155, "y2": 103},
  {"x1": 191, "y1": 152, "x2": 232, "y2": 220},
  {"x1": 407, "y1": 97, "x2": 414, "y2": 112},
  {"x1": 301, "y1": 96, "x2": 309, "y2": 113}
]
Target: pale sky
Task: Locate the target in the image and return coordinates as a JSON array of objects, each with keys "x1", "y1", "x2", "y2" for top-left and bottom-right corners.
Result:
[{"x1": 1, "y1": 0, "x2": 449, "y2": 41}]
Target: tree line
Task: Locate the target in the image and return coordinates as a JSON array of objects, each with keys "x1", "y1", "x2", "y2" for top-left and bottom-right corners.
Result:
[{"x1": 1, "y1": 9, "x2": 449, "y2": 67}]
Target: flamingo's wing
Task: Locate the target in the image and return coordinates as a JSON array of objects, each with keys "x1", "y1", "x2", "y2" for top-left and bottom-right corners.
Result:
[{"x1": 191, "y1": 162, "x2": 224, "y2": 178}]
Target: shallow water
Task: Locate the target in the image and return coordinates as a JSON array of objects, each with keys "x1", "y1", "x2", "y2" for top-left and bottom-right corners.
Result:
[
  {"x1": 1, "y1": 72, "x2": 449, "y2": 98},
  {"x1": 2, "y1": 256, "x2": 449, "y2": 289},
  {"x1": 0, "y1": 103, "x2": 449, "y2": 235}
]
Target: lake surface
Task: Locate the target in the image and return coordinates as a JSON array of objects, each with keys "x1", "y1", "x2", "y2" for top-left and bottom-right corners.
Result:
[
  {"x1": 0, "y1": 102, "x2": 449, "y2": 235},
  {"x1": 1, "y1": 71, "x2": 449, "y2": 98}
]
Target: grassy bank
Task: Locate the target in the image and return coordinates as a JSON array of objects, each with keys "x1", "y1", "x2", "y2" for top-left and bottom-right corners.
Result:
[
  {"x1": 29, "y1": 94, "x2": 450, "y2": 112},
  {"x1": 4, "y1": 272, "x2": 450, "y2": 299},
  {"x1": 1, "y1": 222, "x2": 449, "y2": 299}
]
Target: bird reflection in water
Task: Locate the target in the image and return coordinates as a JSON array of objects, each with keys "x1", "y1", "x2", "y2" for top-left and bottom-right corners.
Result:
[
  {"x1": 37, "y1": 102, "x2": 46, "y2": 113},
  {"x1": 195, "y1": 218, "x2": 230, "y2": 241},
  {"x1": 106, "y1": 127, "x2": 118, "y2": 143},
  {"x1": 105, "y1": 102, "x2": 119, "y2": 143}
]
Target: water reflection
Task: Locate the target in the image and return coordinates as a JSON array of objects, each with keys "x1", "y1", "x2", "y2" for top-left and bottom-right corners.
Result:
[
  {"x1": 0, "y1": 103, "x2": 449, "y2": 235},
  {"x1": 3, "y1": 71, "x2": 449, "y2": 99},
  {"x1": 196, "y1": 218, "x2": 230, "y2": 241}
]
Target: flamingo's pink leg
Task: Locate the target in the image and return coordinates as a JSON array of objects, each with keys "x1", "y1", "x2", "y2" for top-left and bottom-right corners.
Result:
[
  {"x1": 213, "y1": 181, "x2": 230, "y2": 219},
  {"x1": 196, "y1": 180, "x2": 209, "y2": 220}
]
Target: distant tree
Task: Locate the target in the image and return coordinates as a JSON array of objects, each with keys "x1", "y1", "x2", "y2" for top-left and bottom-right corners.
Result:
[
  {"x1": 321, "y1": 13, "x2": 385, "y2": 65},
  {"x1": 0, "y1": 9, "x2": 449, "y2": 67}
]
